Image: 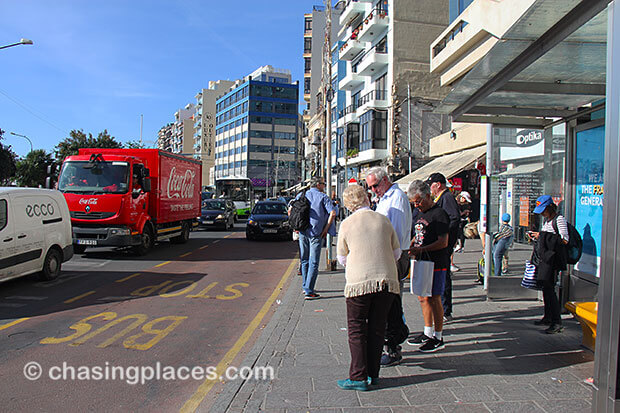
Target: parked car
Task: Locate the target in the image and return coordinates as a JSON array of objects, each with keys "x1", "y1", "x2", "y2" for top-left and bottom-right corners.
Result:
[
  {"x1": 0, "y1": 188, "x2": 74, "y2": 283},
  {"x1": 246, "y1": 200, "x2": 292, "y2": 241},
  {"x1": 199, "y1": 199, "x2": 235, "y2": 230}
]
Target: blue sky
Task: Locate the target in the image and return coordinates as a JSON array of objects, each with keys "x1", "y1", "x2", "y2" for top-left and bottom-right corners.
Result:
[{"x1": 1, "y1": 0, "x2": 321, "y2": 157}]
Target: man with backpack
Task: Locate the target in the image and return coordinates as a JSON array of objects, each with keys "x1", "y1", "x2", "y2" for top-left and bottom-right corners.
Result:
[{"x1": 289, "y1": 177, "x2": 337, "y2": 300}]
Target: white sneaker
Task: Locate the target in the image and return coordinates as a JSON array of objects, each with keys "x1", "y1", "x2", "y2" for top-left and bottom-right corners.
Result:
[{"x1": 450, "y1": 265, "x2": 460, "y2": 272}]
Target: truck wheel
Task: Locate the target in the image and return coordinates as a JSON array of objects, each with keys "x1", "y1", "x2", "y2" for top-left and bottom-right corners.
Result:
[
  {"x1": 134, "y1": 225, "x2": 154, "y2": 255},
  {"x1": 171, "y1": 222, "x2": 190, "y2": 244},
  {"x1": 39, "y1": 248, "x2": 62, "y2": 281},
  {"x1": 74, "y1": 244, "x2": 86, "y2": 254}
]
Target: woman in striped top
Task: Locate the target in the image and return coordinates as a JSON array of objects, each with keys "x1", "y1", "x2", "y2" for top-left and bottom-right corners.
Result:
[{"x1": 529, "y1": 195, "x2": 569, "y2": 334}]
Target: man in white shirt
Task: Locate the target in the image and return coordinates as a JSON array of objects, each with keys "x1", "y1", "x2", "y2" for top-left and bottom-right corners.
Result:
[{"x1": 365, "y1": 166, "x2": 412, "y2": 366}]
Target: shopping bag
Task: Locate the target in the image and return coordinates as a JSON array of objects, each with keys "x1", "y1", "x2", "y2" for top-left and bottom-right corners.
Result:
[
  {"x1": 521, "y1": 260, "x2": 542, "y2": 290},
  {"x1": 409, "y1": 259, "x2": 435, "y2": 297}
]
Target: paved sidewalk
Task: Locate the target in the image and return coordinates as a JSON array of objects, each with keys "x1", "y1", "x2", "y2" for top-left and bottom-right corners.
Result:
[{"x1": 214, "y1": 248, "x2": 594, "y2": 412}]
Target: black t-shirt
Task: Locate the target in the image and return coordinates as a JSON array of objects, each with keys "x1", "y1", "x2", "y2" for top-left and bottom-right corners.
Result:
[
  {"x1": 436, "y1": 190, "x2": 460, "y2": 249},
  {"x1": 412, "y1": 204, "x2": 451, "y2": 269}
]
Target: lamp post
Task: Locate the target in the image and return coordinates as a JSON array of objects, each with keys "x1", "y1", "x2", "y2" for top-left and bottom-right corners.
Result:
[
  {"x1": 0, "y1": 38, "x2": 33, "y2": 50},
  {"x1": 10, "y1": 132, "x2": 33, "y2": 153}
]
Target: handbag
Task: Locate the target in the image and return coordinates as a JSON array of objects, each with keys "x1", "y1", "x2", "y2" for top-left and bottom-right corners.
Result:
[
  {"x1": 409, "y1": 258, "x2": 435, "y2": 297},
  {"x1": 521, "y1": 260, "x2": 542, "y2": 290}
]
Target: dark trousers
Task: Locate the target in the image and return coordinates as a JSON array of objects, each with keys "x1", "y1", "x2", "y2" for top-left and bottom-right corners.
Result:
[
  {"x1": 385, "y1": 252, "x2": 410, "y2": 350},
  {"x1": 346, "y1": 291, "x2": 395, "y2": 381},
  {"x1": 542, "y1": 277, "x2": 561, "y2": 325}
]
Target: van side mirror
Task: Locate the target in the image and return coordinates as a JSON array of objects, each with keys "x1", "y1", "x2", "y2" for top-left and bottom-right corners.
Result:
[
  {"x1": 143, "y1": 178, "x2": 152, "y2": 192},
  {"x1": 144, "y1": 168, "x2": 150, "y2": 177}
]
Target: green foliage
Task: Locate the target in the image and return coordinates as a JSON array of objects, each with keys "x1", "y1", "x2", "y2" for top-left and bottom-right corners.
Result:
[
  {"x1": 346, "y1": 148, "x2": 359, "y2": 158},
  {"x1": 54, "y1": 129, "x2": 122, "y2": 163},
  {"x1": 15, "y1": 149, "x2": 55, "y2": 188},
  {"x1": 0, "y1": 128, "x2": 18, "y2": 185},
  {"x1": 124, "y1": 140, "x2": 146, "y2": 149}
]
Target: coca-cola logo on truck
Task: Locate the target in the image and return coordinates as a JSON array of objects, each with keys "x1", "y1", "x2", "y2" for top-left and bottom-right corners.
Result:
[
  {"x1": 167, "y1": 167, "x2": 196, "y2": 199},
  {"x1": 79, "y1": 198, "x2": 98, "y2": 205}
]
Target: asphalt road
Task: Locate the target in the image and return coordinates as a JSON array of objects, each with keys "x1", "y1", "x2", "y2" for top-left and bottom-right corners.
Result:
[{"x1": 0, "y1": 223, "x2": 299, "y2": 412}]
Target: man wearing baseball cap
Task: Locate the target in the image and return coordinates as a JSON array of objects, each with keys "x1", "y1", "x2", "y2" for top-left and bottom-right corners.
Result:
[
  {"x1": 426, "y1": 173, "x2": 460, "y2": 322},
  {"x1": 529, "y1": 195, "x2": 569, "y2": 334}
]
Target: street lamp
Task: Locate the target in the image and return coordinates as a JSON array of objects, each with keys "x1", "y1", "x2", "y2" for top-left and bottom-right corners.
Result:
[
  {"x1": 10, "y1": 132, "x2": 33, "y2": 153},
  {"x1": 0, "y1": 38, "x2": 34, "y2": 50}
]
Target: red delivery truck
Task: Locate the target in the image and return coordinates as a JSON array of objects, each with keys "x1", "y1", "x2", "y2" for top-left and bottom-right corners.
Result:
[{"x1": 57, "y1": 148, "x2": 201, "y2": 255}]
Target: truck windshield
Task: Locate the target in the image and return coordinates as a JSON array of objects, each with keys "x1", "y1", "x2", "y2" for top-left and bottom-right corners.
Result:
[{"x1": 58, "y1": 161, "x2": 129, "y2": 194}]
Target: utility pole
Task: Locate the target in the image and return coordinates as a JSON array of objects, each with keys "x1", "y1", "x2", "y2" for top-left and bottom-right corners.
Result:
[
  {"x1": 407, "y1": 84, "x2": 412, "y2": 174},
  {"x1": 323, "y1": 0, "x2": 336, "y2": 271}
]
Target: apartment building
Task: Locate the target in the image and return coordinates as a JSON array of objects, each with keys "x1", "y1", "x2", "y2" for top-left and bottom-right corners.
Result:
[
  {"x1": 335, "y1": 0, "x2": 450, "y2": 181},
  {"x1": 194, "y1": 80, "x2": 236, "y2": 187},
  {"x1": 214, "y1": 65, "x2": 300, "y2": 198}
]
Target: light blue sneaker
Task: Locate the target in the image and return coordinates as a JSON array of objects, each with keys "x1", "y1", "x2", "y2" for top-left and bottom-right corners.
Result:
[
  {"x1": 337, "y1": 378, "x2": 369, "y2": 391},
  {"x1": 367, "y1": 377, "x2": 378, "y2": 386}
]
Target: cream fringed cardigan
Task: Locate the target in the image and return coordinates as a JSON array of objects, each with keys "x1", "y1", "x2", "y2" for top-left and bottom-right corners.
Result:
[{"x1": 336, "y1": 208, "x2": 401, "y2": 298}]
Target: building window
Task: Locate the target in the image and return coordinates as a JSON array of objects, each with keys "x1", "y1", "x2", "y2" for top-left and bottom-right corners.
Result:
[
  {"x1": 304, "y1": 38, "x2": 312, "y2": 53},
  {"x1": 304, "y1": 57, "x2": 312, "y2": 73},
  {"x1": 304, "y1": 78, "x2": 311, "y2": 94},
  {"x1": 376, "y1": 36, "x2": 387, "y2": 54},
  {"x1": 304, "y1": 17, "x2": 312, "y2": 32}
]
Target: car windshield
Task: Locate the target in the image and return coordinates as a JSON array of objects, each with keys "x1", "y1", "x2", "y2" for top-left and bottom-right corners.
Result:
[
  {"x1": 203, "y1": 200, "x2": 226, "y2": 211},
  {"x1": 58, "y1": 161, "x2": 129, "y2": 194},
  {"x1": 253, "y1": 203, "x2": 287, "y2": 215}
]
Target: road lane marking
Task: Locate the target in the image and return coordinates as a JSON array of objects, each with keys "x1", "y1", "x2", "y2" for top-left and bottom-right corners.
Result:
[
  {"x1": 213, "y1": 240, "x2": 220, "y2": 244},
  {"x1": 199, "y1": 245, "x2": 209, "y2": 250},
  {"x1": 180, "y1": 252, "x2": 192, "y2": 258},
  {"x1": 64, "y1": 291, "x2": 96, "y2": 304},
  {"x1": 0, "y1": 318, "x2": 30, "y2": 331},
  {"x1": 224, "y1": 234, "x2": 233, "y2": 238},
  {"x1": 181, "y1": 258, "x2": 297, "y2": 413},
  {"x1": 0, "y1": 303, "x2": 26, "y2": 308},
  {"x1": 97, "y1": 296, "x2": 133, "y2": 302},
  {"x1": 155, "y1": 261, "x2": 172, "y2": 268},
  {"x1": 5, "y1": 296, "x2": 48, "y2": 300},
  {"x1": 116, "y1": 273, "x2": 142, "y2": 283}
]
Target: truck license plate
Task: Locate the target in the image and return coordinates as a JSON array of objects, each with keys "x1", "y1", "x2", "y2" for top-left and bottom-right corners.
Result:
[
  {"x1": 205, "y1": 220, "x2": 214, "y2": 224},
  {"x1": 264, "y1": 229, "x2": 278, "y2": 234},
  {"x1": 77, "y1": 239, "x2": 97, "y2": 245}
]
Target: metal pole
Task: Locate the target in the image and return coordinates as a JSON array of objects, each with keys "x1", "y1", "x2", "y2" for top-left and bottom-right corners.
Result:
[
  {"x1": 324, "y1": 0, "x2": 335, "y2": 270},
  {"x1": 10, "y1": 132, "x2": 33, "y2": 153},
  {"x1": 408, "y1": 84, "x2": 412, "y2": 173}
]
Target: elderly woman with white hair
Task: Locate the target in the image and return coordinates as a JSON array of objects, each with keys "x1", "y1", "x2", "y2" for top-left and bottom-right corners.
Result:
[{"x1": 335, "y1": 184, "x2": 401, "y2": 391}]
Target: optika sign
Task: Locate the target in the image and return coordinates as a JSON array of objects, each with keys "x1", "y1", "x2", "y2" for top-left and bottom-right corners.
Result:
[
  {"x1": 167, "y1": 167, "x2": 196, "y2": 199},
  {"x1": 516, "y1": 130, "x2": 543, "y2": 147},
  {"x1": 79, "y1": 198, "x2": 98, "y2": 205}
]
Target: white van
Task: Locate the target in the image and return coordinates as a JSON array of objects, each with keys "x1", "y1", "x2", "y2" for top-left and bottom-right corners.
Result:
[{"x1": 0, "y1": 188, "x2": 74, "y2": 282}]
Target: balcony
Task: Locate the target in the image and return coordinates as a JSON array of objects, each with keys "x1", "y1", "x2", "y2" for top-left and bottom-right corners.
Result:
[
  {"x1": 358, "y1": 9, "x2": 389, "y2": 42},
  {"x1": 339, "y1": 104, "x2": 359, "y2": 126},
  {"x1": 357, "y1": 48, "x2": 389, "y2": 76},
  {"x1": 339, "y1": 0, "x2": 367, "y2": 27},
  {"x1": 339, "y1": 38, "x2": 364, "y2": 61},
  {"x1": 356, "y1": 90, "x2": 388, "y2": 114},
  {"x1": 339, "y1": 71, "x2": 364, "y2": 91}
]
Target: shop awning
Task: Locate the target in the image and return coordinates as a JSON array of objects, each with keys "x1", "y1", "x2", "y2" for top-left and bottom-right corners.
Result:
[
  {"x1": 497, "y1": 162, "x2": 544, "y2": 177},
  {"x1": 396, "y1": 145, "x2": 487, "y2": 191},
  {"x1": 283, "y1": 180, "x2": 309, "y2": 193}
]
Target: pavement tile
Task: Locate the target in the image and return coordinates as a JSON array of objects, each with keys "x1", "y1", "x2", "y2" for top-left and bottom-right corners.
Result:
[
  {"x1": 488, "y1": 383, "x2": 545, "y2": 401},
  {"x1": 440, "y1": 402, "x2": 491, "y2": 412},
  {"x1": 391, "y1": 406, "x2": 444, "y2": 413},
  {"x1": 269, "y1": 377, "x2": 313, "y2": 392},
  {"x1": 341, "y1": 407, "x2": 392, "y2": 413},
  {"x1": 533, "y1": 382, "x2": 593, "y2": 400},
  {"x1": 357, "y1": 389, "x2": 409, "y2": 407},
  {"x1": 309, "y1": 390, "x2": 360, "y2": 408},
  {"x1": 450, "y1": 386, "x2": 503, "y2": 403},
  {"x1": 454, "y1": 375, "x2": 507, "y2": 386},
  {"x1": 263, "y1": 391, "x2": 309, "y2": 409},
  {"x1": 404, "y1": 387, "x2": 458, "y2": 405},
  {"x1": 534, "y1": 398, "x2": 592, "y2": 412},
  {"x1": 484, "y1": 401, "x2": 545, "y2": 413},
  {"x1": 286, "y1": 409, "x2": 342, "y2": 413}
]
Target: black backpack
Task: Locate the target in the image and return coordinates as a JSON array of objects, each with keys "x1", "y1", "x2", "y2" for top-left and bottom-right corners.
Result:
[
  {"x1": 289, "y1": 190, "x2": 311, "y2": 231},
  {"x1": 552, "y1": 216, "x2": 583, "y2": 265}
]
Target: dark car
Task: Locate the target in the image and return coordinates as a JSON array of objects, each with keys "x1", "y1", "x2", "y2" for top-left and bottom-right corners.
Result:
[
  {"x1": 246, "y1": 200, "x2": 292, "y2": 241},
  {"x1": 199, "y1": 199, "x2": 235, "y2": 230}
]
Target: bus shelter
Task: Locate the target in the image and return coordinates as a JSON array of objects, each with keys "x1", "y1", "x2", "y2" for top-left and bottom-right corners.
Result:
[{"x1": 429, "y1": 0, "x2": 620, "y2": 408}]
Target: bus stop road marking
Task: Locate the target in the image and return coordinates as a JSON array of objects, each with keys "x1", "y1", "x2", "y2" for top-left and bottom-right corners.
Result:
[
  {"x1": 116, "y1": 273, "x2": 142, "y2": 283},
  {"x1": 180, "y1": 258, "x2": 297, "y2": 413},
  {"x1": 0, "y1": 318, "x2": 30, "y2": 331}
]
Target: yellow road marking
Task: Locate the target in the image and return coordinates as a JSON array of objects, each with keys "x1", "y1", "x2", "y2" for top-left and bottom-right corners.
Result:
[
  {"x1": 115, "y1": 273, "x2": 142, "y2": 283},
  {"x1": 199, "y1": 244, "x2": 209, "y2": 250},
  {"x1": 224, "y1": 234, "x2": 232, "y2": 238},
  {"x1": 180, "y1": 259, "x2": 297, "y2": 413},
  {"x1": 155, "y1": 261, "x2": 171, "y2": 268},
  {"x1": 0, "y1": 317, "x2": 30, "y2": 331},
  {"x1": 64, "y1": 291, "x2": 96, "y2": 304},
  {"x1": 180, "y1": 252, "x2": 192, "y2": 258},
  {"x1": 213, "y1": 240, "x2": 220, "y2": 244}
]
